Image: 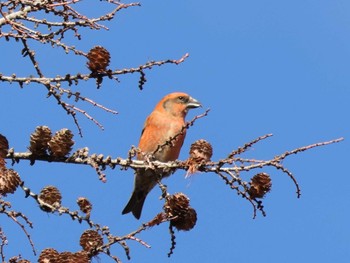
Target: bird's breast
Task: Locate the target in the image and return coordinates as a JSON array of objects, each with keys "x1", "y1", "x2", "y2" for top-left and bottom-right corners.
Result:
[{"x1": 138, "y1": 116, "x2": 186, "y2": 162}]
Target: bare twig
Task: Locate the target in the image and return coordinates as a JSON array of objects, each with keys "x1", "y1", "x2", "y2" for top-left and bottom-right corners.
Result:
[
  {"x1": 19, "y1": 182, "x2": 98, "y2": 228},
  {"x1": 0, "y1": 0, "x2": 187, "y2": 133},
  {"x1": 0, "y1": 228, "x2": 6, "y2": 263},
  {"x1": 0, "y1": 199, "x2": 36, "y2": 256},
  {"x1": 0, "y1": 53, "x2": 191, "y2": 85},
  {"x1": 226, "y1": 133, "x2": 273, "y2": 159}
]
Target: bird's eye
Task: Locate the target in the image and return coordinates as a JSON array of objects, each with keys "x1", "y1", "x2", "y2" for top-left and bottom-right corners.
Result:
[{"x1": 178, "y1": 96, "x2": 185, "y2": 102}]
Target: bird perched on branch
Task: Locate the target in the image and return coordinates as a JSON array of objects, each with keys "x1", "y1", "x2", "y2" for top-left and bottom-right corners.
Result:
[{"x1": 122, "y1": 92, "x2": 202, "y2": 219}]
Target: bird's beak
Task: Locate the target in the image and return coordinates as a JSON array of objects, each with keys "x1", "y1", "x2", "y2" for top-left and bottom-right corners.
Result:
[{"x1": 187, "y1": 96, "x2": 202, "y2": 109}]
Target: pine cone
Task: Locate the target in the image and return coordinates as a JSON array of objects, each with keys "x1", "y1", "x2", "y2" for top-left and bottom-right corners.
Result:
[
  {"x1": 38, "y1": 248, "x2": 59, "y2": 263},
  {"x1": 189, "y1": 139, "x2": 213, "y2": 162},
  {"x1": 164, "y1": 193, "x2": 197, "y2": 231},
  {"x1": 0, "y1": 134, "x2": 9, "y2": 158},
  {"x1": 172, "y1": 207, "x2": 197, "y2": 231},
  {"x1": 248, "y1": 173, "x2": 272, "y2": 199},
  {"x1": 0, "y1": 169, "x2": 21, "y2": 195},
  {"x1": 58, "y1": 252, "x2": 74, "y2": 263},
  {"x1": 48, "y1": 129, "x2": 74, "y2": 158},
  {"x1": 77, "y1": 197, "x2": 92, "y2": 218},
  {"x1": 38, "y1": 186, "x2": 62, "y2": 212},
  {"x1": 186, "y1": 139, "x2": 213, "y2": 176},
  {"x1": 0, "y1": 134, "x2": 9, "y2": 170},
  {"x1": 58, "y1": 251, "x2": 89, "y2": 263},
  {"x1": 70, "y1": 251, "x2": 90, "y2": 263},
  {"x1": 9, "y1": 257, "x2": 27, "y2": 263},
  {"x1": 0, "y1": 158, "x2": 6, "y2": 171},
  {"x1": 164, "y1": 193, "x2": 190, "y2": 216},
  {"x1": 86, "y1": 46, "x2": 110, "y2": 73},
  {"x1": 28, "y1": 126, "x2": 52, "y2": 157},
  {"x1": 80, "y1": 230, "x2": 103, "y2": 256}
]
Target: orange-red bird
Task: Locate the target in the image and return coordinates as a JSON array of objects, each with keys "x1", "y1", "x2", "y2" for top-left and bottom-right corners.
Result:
[{"x1": 122, "y1": 92, "x2": 201, "y2": 219}]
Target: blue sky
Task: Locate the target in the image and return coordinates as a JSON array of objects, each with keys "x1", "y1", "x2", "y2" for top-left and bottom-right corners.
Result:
[{"x1": 1, "y1": 0, "x2": 350, "y2": 262}]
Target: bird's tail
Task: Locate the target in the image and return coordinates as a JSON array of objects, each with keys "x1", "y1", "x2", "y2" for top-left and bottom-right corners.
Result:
[{"x1": 122, "y1": 190, "x2": 146, "y2": 220}]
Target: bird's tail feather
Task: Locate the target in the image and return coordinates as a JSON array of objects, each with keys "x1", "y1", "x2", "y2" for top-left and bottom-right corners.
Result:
[{"x1": 122, "y1": 191, "x2": 146, "y2": 220}]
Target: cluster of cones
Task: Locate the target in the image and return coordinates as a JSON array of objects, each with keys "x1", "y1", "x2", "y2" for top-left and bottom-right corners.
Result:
[
  {"x1": 186, "y1": 139, "x2": 272, "y2": 199},
  {"x1": 28, "y1": 126, "x2": 74, "y2": 159},
  {"x1": 164, "y1": 193, "x2": 197, "y2": 231},
  {"x1": 38, "y1": 229, "x2": 102, "y2": 263},
  {"x1": 1, "y1": 128, "x2": 273, "y2": 261},
  {"x1": 0, "y1": 126, "x2": 76, "y2": 196},
  {"x1": 0, "y1": 134, "x2": 21, "y2": 195}
]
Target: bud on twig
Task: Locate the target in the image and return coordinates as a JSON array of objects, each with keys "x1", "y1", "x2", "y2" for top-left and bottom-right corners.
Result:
[{"x1": 77, "y1": 197, "x2": 92, "y2": 219}]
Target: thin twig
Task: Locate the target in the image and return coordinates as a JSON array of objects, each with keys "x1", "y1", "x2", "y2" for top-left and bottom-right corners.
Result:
[{"x1": 0, "y1": 53, "x2": 191, "y2": 85}]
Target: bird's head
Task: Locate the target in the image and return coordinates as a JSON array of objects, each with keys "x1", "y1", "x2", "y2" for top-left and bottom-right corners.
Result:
[{"x1": 157, "y1": 92, "x2": 202, "y2": 118}]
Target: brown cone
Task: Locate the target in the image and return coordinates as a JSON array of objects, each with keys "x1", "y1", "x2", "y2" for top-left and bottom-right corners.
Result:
[
  {"x1": 70, "y1": 251, "x2": 90, "y2": 263},
  {"x1": 58, "y1": 252, "x2": 74, "y2": 263},
  {"x1": 164, "y1": 193, "x2": 197, "y2": 231},
  {"x1": 28, "y1": 126, "x2": 52, "y2": 157},
  {"x1": 38, "y1": 185, "x2": 62, "y2": 212},
  {"x1": 186, "y1": 139, "x2": 213, "y2": 175},
  {"x1": 0, "y1": 134, "x2": 9, "y2": 159},
  {"x1": 79, "y1": 230, "x2": 103, "y2": 256},
  {"x1": 0, "y1": 134, "x2": 9, "y2": 170},
  {"x1": 172, "y1": 207, "x2": 197, "y2": 231},
  {"x1": 248, "y1": 172, "x2": 272, "y2": 199},
  {"x1": 38, "y1": 248, "x2": 59, "y2": 263},
  {"x1": 86, "y1": 46, "x2": 110, "y2": 73},
  {"x1": 0, "y1": 169, "x2": 21, "y2": 196},
  {"x1": 0, "y1": 158, "x2": 6, "y2": 172},
  {"x1": 48, "y1": 129, "x2": 74, "y2": 158},
  {"x1": 58, "y1": 251, "x2": 90, "y2": 263}
]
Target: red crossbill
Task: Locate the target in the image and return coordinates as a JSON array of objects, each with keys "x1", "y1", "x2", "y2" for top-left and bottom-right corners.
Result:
[{"x1": 122, "y1": 92, "x2": 201, "y2": 219}]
